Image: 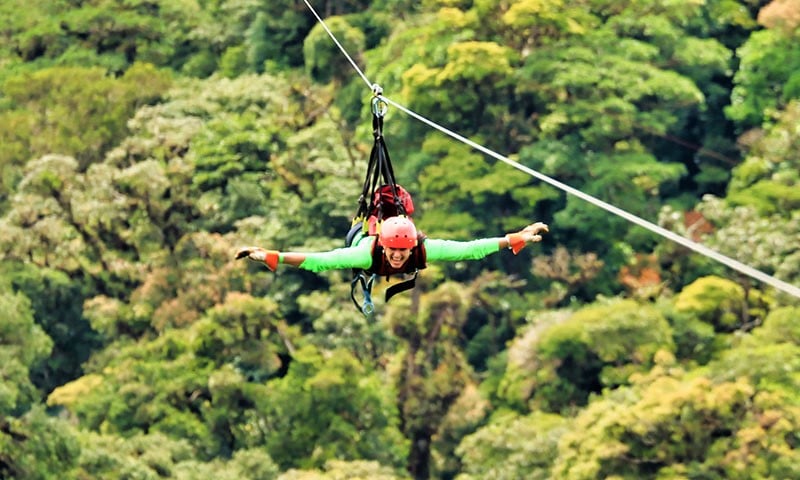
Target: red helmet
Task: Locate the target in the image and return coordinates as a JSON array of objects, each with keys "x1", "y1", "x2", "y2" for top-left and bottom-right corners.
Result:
[{"x1": 379, "y1": 216, "x2": 418, "y2": 249}]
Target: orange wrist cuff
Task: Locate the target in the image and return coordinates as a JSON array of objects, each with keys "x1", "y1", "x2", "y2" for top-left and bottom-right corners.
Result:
[
  {"x1": 506, "y1": 233, "x2": 526, "y2": 255},
  {"x1": 264, "y1": 251, "x2": 280, "y2": 271}
]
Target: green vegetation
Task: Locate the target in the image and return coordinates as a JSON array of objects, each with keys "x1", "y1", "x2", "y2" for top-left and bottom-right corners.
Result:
[{"x1": 1, "y1": 1, "x2": 799, "y2": 479}]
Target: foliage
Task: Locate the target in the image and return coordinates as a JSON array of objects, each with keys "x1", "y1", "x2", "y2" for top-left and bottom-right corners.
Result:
[
  {"x1": 0, "y1": 63, "x2": 171, "y2": 202},
  {"x1": 551, "y1": 365, "x2": 780, "y2": 479},
  {"x1": 277, "y1": 459, "x2": 407, "y2": 480},
  {"x1": 416, "y1": 137, "x2": 549, "y2": 243},
  {"x1": 750, "y1": 305, "x2": 800, "y2": 346},
  {"x1": 304, "y1": 16, "x2": 366, "y2": 84},
  {"x1": 532, "y1": 246, "x2": 605, "y2": 307},
  {"x1": 2, "y1": 0, "x2": 800, "y2": 478},
  {"x1": 254, "y1": 345, "x2": 408, "y2": 470},
  {"x1": 385, "y1": 282, "x2": 474, "y2": 478},
  {"x1": 658, "y1": 299, "x2": 717, "y2": 366},
  {"x1": 299, "y1": 286, "x2": 397, "y2": 363},
  {"x1": 695, "y1": 196, "x2": 800, "y2": 300},
  {"x1": 4, "y1": 263, "x2": 98, "y2": 395},
  {"x1": 75, "y1": 430, "x2": 280, "y2": 480},
  {"x1": 455, "y1": 410, "x2": 567, "y2": 480},
  {"x1": 726, "y1": 25, "x2": 800, "y2": 130},
  {"x1": 0, "y1": 0, "x2": 213, "y2": 75},
  {"x1": 50, "y1": 291, "x2": 302, "y2": 455},
  {"x1": 674, "y1": 275, "x2": 749, "y2": 332},
  {"x1": 499, "y1": 299, "x2": 674, "y2": 413},
  {"x1": 728, "y1": 100, "x2": 800, "y2": 216},
  {"x1": 0, "y1": 406, "x2": 80, "y2": 480},
  {"x1": 431, "y1": 382, "x2": 491, "y2": 477},
  {"x1": 0, "y1": 282, "x2": 53, "y2": 415},
  {"x1": 555, "y1": 317, "x2": 800, "y2": 478}
]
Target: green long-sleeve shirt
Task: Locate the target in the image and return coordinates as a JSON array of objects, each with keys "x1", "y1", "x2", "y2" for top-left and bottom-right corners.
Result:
[{"x1": 285, "y1": 235, "x2": 504, "y2": 273}]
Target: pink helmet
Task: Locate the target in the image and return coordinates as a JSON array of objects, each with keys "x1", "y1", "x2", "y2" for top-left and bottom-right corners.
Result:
[{"x1": 379, "y1": 216, "x2": 417, "y2": 249}]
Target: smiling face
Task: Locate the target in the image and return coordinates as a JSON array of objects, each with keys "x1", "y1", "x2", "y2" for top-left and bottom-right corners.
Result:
[{"x1": 383, "y1": 246, "x2": 412, "y2": 269}]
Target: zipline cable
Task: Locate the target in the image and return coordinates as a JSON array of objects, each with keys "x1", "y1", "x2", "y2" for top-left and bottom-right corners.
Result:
[
  {"x1": 301, "y1": 0, "x2": 374, "y2": 91},
  {"x1": 382, "y1": 97, "x2": 800, "y2": 300},
  {"x1": 301, "y1": 2, "x2": 800, "y2": 300}
]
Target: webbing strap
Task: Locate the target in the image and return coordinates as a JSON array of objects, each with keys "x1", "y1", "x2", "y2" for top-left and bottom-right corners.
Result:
[
  {"x1": 354, "y1": 110, "x2": 406, "y2": 225},
  {"x1": 384, "y1": 270, "x2": 418, "y2": 303}
]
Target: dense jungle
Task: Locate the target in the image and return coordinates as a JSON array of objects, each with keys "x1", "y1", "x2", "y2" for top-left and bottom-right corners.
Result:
[{"x1": 1, "y1": 0, "x2": 799, "y2": 479}]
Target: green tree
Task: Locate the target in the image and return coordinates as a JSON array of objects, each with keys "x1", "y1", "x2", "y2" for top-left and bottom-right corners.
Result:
[
  {"x1": 695, "y1": 197, "x2": 800, "y2": 303},
  {"x1": 0, "y1": 283, "x2": 52, "y2": 415},
  {"x1": 455, "y1": 410, "x2": 567, "y2": 480},
  {"x1": 246, "y1": 12, "x2": 271, "y2": 74},
  {"x1": 551, "y1": 367, "x2": 759, "y2": 479},
  {"x1": 674, "y1": 275, "x2": 750, "y2": 332},
  {"x1": 0, "y1": 0, "x2": 213, "y2": 74},
  {"x1": 726, "y1": 10, "x2": 800, "y2": 130},
  {"x1": 385, "y1": 282, "x2": 474, "y2": 479},
  {"x1": 370, "y1": 0, "x2": 733, "y2": 291},
  {"x1": 75, "y1": 430, "x2": 280, "y2": 480},
  {"x1": 1, "y1": 72, "x2": 352, "y2": 342},
  {"x1": 0, "y1": 407, "x2": 80, "y2": 480},
  {"x1": 416, "y1": 137, "x2": 555, "y2": 243},
  {"x1": 700, "y1": 311, "x2": 800, "y2": 479},
  {"x1": 304, "y1": 16, "x2": 366, "y2": 84},
  {"x1": 1, "y1": 153, "x2": 175, "y2": 301},
  {"x1": 727, "y1": 101, "x2": 800, "y2": 215},
  {"x1": 4, "y1": 263, "x2": 98, "y2": 395},
  {"x1": 0, "y1": 63, "x2": 171, "y2": 200},
  {"x1": 298, "y1": 285, "x2": 397, "y2": 363},
  {"x1": 499, "y1": 299, "x2": 674, "y2": 413},
  {"x1": 549, "y1": 315, "x2": 800, "y2": 479},
  {"x1": 518, "y1": 30, "x2": 703, "y2": 245},
  {"x1": 750, "y1": 305, "x2": 800, "y2": 345},
  {"x1": 278, "y1": 459, "x2": 407, "y2": 480},
  {"x1": 250, "y1": 0, "x2": 315, "y2": 70},
  {"x1": 402, "y1": 39, "x2": 517, "y2": 133},
  {"x1": 48, "y1": 297, "x2": 296, "y2": 459},
  {"x1": 658, "y1": 299, "x2": 717, "y2": 366},
  {"x1": 255, "y1": 345, "x2": 407, "y2": 470}
]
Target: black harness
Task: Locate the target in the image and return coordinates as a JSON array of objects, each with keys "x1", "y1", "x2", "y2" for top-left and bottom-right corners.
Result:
[{"x1": 346, "y1": 229, "x2": 427, "y2": 316}]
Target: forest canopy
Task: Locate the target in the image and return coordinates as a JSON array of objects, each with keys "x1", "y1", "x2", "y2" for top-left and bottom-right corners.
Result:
[{"x1": 1, "y1": 1, "x2": 799, "y2": 479}]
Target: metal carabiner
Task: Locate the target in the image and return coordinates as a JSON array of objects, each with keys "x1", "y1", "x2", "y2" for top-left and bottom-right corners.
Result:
[
  {"x1": 361, "y1": 273, "x2": 376, "y2": 318},
  {"x1": 350, "y1": 272, "x2": 377, "y2": 319},
  {"x1": 361, "y1": 292, "x2": 375, "y2": 318},
  {"x1": 372, "y1": 96, "x2": 388, "y2": 118}
]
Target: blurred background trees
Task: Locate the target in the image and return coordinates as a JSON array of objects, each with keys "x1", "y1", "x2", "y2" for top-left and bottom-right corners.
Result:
[{"x1": 1, "y1": 0, "x2": 799, "y2": 479}]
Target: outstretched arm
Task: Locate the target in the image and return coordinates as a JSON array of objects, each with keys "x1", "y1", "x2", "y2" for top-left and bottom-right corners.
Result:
[
  {"x1": 425, "y1": 222, "x2": 549, "y2": 262},
  {"x1": 234, "y1": 249, "x2": 307, "y2": 269},
  {"x1": 235, "y1": 236, "x2": 374, "y2": 272}
]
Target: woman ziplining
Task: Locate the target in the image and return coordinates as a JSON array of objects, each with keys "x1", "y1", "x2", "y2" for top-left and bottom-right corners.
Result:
[
  {"x1": 235, "y1": 217, "x2": 548, "y2": 274},
  {"x1": 235, "y1": 216, "x2": 549, "y2": 298},
  {"x1": 235, "y1": 89, "x2": 549, "y2": 315}
]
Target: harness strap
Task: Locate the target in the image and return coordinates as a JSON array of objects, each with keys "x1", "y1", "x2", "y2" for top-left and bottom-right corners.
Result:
[
  {"x1": 384, "y1": 270, "x2": 419, "y2": 303},
  {"x1": 355, "y1": 108, "x2": 405, "y2": 224}
]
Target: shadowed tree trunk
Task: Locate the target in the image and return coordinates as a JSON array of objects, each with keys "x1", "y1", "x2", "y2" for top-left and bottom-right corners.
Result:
[{"x1": 392, "y1": 283, "x2": 469, "y2": 479}]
